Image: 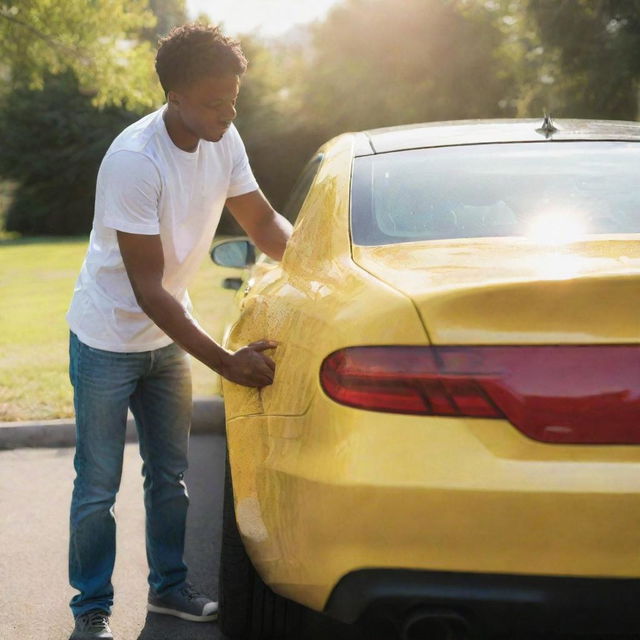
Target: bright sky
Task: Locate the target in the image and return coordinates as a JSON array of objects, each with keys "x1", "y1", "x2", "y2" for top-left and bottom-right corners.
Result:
[{"x1": 186, "y1": 0, "x2": 343, "y2": 36}]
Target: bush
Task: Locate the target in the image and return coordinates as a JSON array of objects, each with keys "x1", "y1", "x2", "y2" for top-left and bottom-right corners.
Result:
[{"x1": 0, "y1": 72, "x2": 144, "y2": 235}]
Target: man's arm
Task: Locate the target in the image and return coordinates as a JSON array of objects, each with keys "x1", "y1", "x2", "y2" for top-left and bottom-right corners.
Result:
[
  {"x1": 116, "y1": 231, "x2": 276, "y2": 388},
  {"x1": 225, "y1": 189, "x2": 293, "y2": 260}
]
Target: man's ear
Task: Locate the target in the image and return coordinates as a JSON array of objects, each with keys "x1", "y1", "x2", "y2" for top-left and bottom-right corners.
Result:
[{"x1": 167, "y1": 90, "x2": 181, "y2": 109}]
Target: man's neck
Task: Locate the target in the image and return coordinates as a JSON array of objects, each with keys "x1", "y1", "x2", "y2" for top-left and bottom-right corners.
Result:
[{"x1": 163, "y1": 108, "x2": 199, "y2": 152}]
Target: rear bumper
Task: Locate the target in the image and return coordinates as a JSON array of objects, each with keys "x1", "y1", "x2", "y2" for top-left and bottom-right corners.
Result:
[
  {"x1": 325, "y1": 568, "x2": 640, "y2": 635},
  {"x1": 227, "y1": 406, "x2": 640, "y2": 614}
]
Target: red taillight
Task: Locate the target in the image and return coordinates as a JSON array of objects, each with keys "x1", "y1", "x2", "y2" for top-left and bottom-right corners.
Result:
[{"x1": 320, "y1": 346, "x2": 640, "y2": 444}]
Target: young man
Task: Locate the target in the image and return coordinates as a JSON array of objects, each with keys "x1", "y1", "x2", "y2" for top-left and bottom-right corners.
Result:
[{"x1": 65, "y1": 24, "x2": 292, "y2": 640}]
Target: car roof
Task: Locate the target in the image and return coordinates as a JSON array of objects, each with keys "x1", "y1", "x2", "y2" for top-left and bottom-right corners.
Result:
[{"x1": 353, "y1": 118, "x2": 640, "y2": 156}]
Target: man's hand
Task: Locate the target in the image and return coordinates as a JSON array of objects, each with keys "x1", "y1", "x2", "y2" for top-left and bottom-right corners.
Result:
[{"x1": 221, "y1": 339, "x2": 278, "y2": 387}]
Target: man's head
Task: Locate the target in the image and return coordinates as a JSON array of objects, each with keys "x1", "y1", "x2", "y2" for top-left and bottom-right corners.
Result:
[{"x1": 156, "y1": 24, "x2": 248, "y2": 144}]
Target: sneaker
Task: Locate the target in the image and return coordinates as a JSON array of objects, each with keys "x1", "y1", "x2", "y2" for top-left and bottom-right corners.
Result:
[
  {"x1": 147, "y1": 582, "x2": 218, "y2": 622},
  {"x1": 69, "y1": 610, "x2": 113, "y2": 639}
]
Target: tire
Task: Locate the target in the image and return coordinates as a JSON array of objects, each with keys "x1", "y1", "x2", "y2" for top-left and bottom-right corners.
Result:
[{"x1": 219, "y1": 453, "x2": 303, "y2": 639}]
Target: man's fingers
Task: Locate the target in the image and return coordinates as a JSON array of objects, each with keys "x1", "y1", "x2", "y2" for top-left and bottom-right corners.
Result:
[
  {"x1": 253, "y1": 358, "x2": 275, "y2": 381},
  {"x1": 250, "y1": 370, "x2": 274, "y2": 388},
  {"x1": 248, "y1": 339, "x2": 278, "y2": 351},
  {"x1": 227, "y1": 342, "x2": 279, "y2": 388},
  {"x1": 261, "y1": 354, "x2": 276, "y2": 372}
]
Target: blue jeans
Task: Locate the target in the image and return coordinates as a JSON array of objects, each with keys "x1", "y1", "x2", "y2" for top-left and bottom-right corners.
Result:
[{"x1": 68, "y1": 331, "x2": 192, "y2": 617}]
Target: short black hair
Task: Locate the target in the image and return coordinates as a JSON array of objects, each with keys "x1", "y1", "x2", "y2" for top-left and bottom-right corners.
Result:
[{"x1": 155, "y1": 23, "x2": 248, "y2": 95}]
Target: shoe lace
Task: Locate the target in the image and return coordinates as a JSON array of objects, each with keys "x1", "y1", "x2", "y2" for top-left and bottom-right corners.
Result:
[
  {"x1": 80, "y1": 611, "x2": 110, "y2": 631},
  {"x1": 179, "y1": 583, "x2": 202, "y2": 601}
]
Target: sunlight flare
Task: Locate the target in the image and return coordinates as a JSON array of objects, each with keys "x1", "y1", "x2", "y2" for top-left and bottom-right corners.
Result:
[{"x1": 525, "y1": 210, "x2": 589, "y2": 245}]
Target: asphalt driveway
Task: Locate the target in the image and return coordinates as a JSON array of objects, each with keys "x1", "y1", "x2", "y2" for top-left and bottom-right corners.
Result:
[{"x1": 1, "y1": 434, "x2": 225, "y2": 639}]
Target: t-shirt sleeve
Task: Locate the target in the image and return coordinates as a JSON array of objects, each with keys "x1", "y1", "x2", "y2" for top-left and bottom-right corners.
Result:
[
  {"x1": 227, "y1": 125, "x2": 259, "y2": 198},
  {"x1": 99, "y1": 150, "x2": 161, "y2": 235}
]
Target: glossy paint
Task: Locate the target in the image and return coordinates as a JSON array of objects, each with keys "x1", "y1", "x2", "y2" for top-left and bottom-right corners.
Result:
[
  {"x1": 353, "y1": 236, "x2": 640, "y2": 344},
  {"x1": 217, "y1": 125, "x2": 640, "y2": 613}
]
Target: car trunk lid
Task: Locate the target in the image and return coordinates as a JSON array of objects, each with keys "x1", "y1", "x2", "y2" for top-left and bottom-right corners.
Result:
[{"x1": 352, "y1": 236, "x2": 640, "y2": 344}]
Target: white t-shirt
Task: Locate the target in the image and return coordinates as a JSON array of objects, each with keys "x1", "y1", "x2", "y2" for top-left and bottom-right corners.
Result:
[{"x1": 66, "y1": 105, "x2": 258, "y2": 352}]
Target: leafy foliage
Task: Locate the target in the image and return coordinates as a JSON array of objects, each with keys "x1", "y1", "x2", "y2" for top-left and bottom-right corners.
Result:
[
  {"x1": 141, "y1": 0, "x2": 188, "y2": 44},
  {"x1": 0, "y1": 0, "x2": 162, "y2": 109},
  {"x1": 233, "y1": 35, "x2": 328, "y2": 214},
  {"x1": 0, "y1": 72, "x2": 141, "y2": 235},
  {"x1": 526, "y1": 0, "x2": 640, "y2": 118},
  {"x1": 295, "y1": 0, "x2": 516, "y2": 138}
]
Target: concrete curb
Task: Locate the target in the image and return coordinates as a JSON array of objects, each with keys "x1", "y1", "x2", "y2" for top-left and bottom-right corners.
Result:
[{"x1": 0, "y1": 397, "x2": 225, "y2": 450}]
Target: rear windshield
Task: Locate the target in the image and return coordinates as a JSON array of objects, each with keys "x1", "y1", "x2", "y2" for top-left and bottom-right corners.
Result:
[{"x1": 351, "y1": 141, "x2": 640, "y2": 245}]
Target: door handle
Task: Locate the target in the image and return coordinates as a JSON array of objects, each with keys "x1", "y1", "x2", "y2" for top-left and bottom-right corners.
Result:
[{"x1": 222, "y1": 277, "x2": 243, "y2": 291}]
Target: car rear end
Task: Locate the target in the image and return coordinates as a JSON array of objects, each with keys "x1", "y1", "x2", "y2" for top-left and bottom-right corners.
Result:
[{"x1": 306, "y1": 124, "x2": 640, "y2": 637}]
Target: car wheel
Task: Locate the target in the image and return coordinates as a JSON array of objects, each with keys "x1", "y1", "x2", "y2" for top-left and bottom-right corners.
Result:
[{"x1": 219, "y1": 453, "x2": 303, "y2": 640}]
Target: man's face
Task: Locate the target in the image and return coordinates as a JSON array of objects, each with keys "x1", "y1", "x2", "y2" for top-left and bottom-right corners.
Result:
[{"x1": 170, "y1": 73, "x2": 240, "y2": 143}]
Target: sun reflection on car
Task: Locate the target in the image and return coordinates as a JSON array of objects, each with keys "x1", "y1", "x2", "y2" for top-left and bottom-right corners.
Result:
[{"x1": 525, "y1": 209, "x2": 589, "y2": 245}]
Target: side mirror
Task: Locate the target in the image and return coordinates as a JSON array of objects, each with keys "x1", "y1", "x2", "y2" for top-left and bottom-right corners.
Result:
[{"x1": 210, "y1": 239, "x2": 256, "y2": 268}]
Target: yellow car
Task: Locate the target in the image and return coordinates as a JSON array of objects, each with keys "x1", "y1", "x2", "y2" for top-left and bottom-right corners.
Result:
[{"x1": 211, "y1": 118, "x2": 640, "y2": 640}]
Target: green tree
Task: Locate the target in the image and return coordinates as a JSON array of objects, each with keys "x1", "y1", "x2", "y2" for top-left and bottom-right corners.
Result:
[
  {"x1": 467, "y1": 0, "x2": 552, "y2": 117},
  {"x1": 0, "y1": 72, "x2": 141, "y2": 235},
  {"x1": 0, "y1": 0, "x2": 160, "y2": 108},
  {"x1": 233, "y1": 34, "x2": 327, "y2": 216},
  {"x1": 294, "y1": 0, "x2": 516, "y2": 138},
  {"x1": 526, "y1": 0, "x2": 640, "y2": 119},
  {"x1": 141, "y1": 0, "x2": 188, "y2": 45}
]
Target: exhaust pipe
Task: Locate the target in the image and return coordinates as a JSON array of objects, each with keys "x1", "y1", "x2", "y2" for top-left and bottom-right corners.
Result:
[{"x1": 401, "y1": 608, "x2": 470, "y2": 640}]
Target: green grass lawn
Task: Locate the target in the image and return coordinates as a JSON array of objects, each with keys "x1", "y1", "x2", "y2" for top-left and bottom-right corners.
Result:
[{"x1": 0, "y1": 236, "x2": 240, "y2": 422}]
